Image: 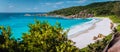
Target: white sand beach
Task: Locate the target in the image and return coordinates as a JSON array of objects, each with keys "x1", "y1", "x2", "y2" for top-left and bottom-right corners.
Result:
[{"x1": 68, "y1": 18, "x2": 113, "y2": 49}]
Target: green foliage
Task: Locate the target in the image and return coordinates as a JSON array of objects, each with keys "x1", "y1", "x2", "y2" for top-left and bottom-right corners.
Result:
[
  {"x1": 20, "y1": 20, "x2": 79, "y2": 52},
  {"x1": 117, "y1": 25, "x2": 120, "y2": 32},
  {"x1": 80, "y1": 34, "x2": 112, "y2": 52},
  {"x1": 48, "y1": 1, "x2": 119, "y2": 16},
  {"x1": 109, "y1": 15, "x2": 120, "y2": 32},
  {"x1": 112, "y1": 2, "x2": 120, "y2": 17},
  {"x1": 0, "y1": 26, "x2": 17, "y2": 52},
  {"x1": 0, "y1": 21, "x2": 80, "y2": 52},
  {"x1": 109, "y1": 15, "x2": 120, "y2": 23}
]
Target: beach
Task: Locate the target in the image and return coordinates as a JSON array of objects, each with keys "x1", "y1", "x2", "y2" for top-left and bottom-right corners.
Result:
[{"x1": 68, "y1": 18, "x2": 113, "y2": 49}]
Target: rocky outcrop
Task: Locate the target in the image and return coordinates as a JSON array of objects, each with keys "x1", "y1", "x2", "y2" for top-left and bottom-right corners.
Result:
[
  {"x1": 67, "y1": 10, "x2": 94, "y2": 18},
  {"x1": 103, "y1": 29, "x2": 120, "y2": 52}
]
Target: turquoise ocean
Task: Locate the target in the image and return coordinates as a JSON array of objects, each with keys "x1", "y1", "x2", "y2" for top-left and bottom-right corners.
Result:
[{"x1": 0, "y1": 13, "x2": 92, "y2": 39}]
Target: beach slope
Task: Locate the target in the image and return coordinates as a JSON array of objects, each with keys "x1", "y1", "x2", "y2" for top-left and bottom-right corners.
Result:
[{"x1": 69, "y1": 18, "x2": 113, "y2": 49}]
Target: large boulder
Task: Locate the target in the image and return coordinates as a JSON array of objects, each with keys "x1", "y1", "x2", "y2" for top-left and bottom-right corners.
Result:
[{"x1": 103, "y1": 32, "x2": 120, "y2": 52}]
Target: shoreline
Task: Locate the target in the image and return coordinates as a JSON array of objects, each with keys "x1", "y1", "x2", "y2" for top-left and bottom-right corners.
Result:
[
  {"x1": 68, "y1": 18, "x2": 113, "y2": 49},
  {"x1": 67, "y1": 18, "x2": 101, "y2": 38}
]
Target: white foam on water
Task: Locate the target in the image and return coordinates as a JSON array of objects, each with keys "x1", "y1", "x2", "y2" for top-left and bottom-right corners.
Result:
[{"x1": 67, "y1": 18, "x2": 100, "y2": 37}]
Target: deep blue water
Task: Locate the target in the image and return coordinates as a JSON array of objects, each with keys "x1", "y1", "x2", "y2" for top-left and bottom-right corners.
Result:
[{"x1": 0, "y1": 13, "x2": 92, "y2": 39}]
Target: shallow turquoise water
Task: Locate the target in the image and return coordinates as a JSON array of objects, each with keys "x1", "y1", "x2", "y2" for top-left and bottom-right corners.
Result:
[{"x1": 0, "y1": 16, "x2": 92, "y2": 39}]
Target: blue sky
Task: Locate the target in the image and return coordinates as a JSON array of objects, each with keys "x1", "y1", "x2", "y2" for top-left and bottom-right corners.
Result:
[{"x1": 0, "y1": 0, "x2": 114, "y2": 12}]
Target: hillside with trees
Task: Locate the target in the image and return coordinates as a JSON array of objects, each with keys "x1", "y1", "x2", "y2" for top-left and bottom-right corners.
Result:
[{"x1": 48, "y1": 1, "x2": 120, "y2": 16}]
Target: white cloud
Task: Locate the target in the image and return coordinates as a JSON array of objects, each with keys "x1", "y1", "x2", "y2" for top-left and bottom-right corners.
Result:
[
  {"x1": 45, "y1": 3, "x2": 51, "y2": 5},
  {"x1": 42, "y1": 0, "x2": 86, "y2": 9},
  {"x1": 26, "y1": 7, "x2": 39, "y2": 11},
  {"x1": 8, "y1": 2, "x2": 15, "y2": 8},
  {"x1": 55, "y1": 2, "x2": 64, "y2": 5},
  {"x1": 77, "y1": 0, "x2": 87, "y2": 3},
  {"x1": 33, "y1": 7, "x2": 38, "y2": 10},
  {"x1": 44, "y1": 1, "x2": 64, "y2": 6},
  {"x1": 66, "y1": 0, "x2": 86, "y2": 4}
]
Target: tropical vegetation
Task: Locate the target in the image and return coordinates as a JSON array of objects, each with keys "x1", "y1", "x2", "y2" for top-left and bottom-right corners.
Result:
[
  {"x1": 48, "y1": 1, "x2": 120, "y2": 16},
  {"x1": 0, "y1": 21, "x2": 80, "y2": 52}
]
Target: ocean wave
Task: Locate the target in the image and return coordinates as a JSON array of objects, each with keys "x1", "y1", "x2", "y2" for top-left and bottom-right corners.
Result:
[{"x1": 67, "y1": 18, "x2": 101, "y2": 37}]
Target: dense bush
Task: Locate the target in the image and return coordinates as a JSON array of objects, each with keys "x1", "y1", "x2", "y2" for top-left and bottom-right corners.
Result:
[
  {"x1": 0, "y1": 26, "x2": 17, "y2": 52},
  {"x1": 117, "y1": 25, "x2": 120, "y2": 32},
  {"x1": 0, "y1": 21, "x2": 80, "y2": 52},
  {"x1": 20, "y1": 20, "x2": 80, "y2": 52}
]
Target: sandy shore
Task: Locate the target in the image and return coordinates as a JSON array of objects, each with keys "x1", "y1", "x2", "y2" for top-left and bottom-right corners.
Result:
[
  {"x1": 67, "y1": 18, "x2": 100, "y2": 38},
  {"x1": 68, "y1": 18, "x2": 113, "y2": 49}
]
